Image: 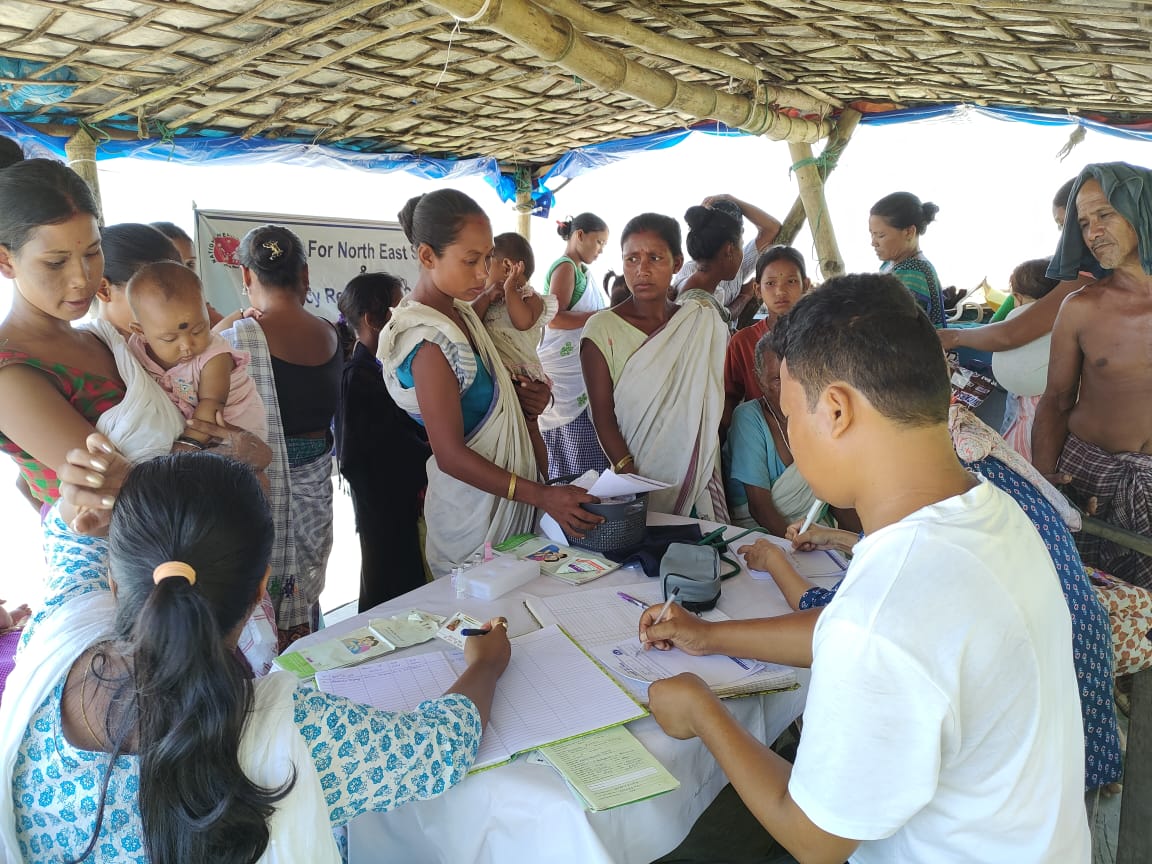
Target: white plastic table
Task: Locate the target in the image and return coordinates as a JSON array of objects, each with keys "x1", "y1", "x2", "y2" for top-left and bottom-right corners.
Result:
[{"x1": 294, "y1": 514, "x2": 822, "y2": 864}]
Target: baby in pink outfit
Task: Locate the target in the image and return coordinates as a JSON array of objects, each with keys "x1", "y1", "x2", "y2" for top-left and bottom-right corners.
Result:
[{"x1": 127, "y1": 261, "x2": 267, "y2": 443}]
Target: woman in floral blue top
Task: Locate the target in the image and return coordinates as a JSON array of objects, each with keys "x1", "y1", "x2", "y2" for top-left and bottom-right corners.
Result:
[{"x1": 0, "y1": 443, "x2": 509, "y2": 864}]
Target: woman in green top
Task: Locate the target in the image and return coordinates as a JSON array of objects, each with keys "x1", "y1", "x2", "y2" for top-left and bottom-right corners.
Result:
[
  {"x1": 538, "y1": 212, "x2": 611, "y2": 478},
  {"x1": 869, "y1": 191, "x2": 947, "y2": 328}
]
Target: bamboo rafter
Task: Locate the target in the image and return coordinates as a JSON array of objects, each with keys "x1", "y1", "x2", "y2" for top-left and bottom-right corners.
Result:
[{"x1": 0, "y1": 0, "x2": 1149, "y2": 162}]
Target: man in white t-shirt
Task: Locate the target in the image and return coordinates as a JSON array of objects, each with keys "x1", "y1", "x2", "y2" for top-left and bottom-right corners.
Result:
[{"x1": 641, "y1": 273, "x2": 1089, "y2": 864}]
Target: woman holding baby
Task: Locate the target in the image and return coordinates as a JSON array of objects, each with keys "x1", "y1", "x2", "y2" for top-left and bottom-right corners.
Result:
[{"x1": 0, "y1": 159, "x2": 269, "y2": 529}]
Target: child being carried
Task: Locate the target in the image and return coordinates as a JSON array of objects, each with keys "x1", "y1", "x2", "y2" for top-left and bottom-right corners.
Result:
[
  {"x1": 473, "y1": 232, "x2": 558, "y2": 383},
  {"x1": 126, "y1": 261, "x2": 267, "y2": 444}
]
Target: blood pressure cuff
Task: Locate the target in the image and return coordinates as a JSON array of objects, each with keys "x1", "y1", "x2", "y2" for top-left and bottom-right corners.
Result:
[{"x1": 660, "y1": 543, "x2": 721, "y2": 612}]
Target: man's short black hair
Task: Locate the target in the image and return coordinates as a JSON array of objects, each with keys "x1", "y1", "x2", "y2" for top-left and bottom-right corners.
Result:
[{"x1": 770, "y1": 273, "x2": 951, "y2": 426}]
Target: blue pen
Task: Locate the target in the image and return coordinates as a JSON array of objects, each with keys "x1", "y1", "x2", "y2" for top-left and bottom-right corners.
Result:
[{"x1": 617, "y1": 592, "x2": 649, "y2": 610}]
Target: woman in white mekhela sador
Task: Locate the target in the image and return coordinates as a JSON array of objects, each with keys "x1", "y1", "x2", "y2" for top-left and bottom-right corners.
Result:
[
  {"x1": 581, "y1": 213, "x2": 729, "y2": 521},
  {"x1": 378, "y1": 189, "x2": 600, "y2": 574},
  {"x1": 537, "y1": 212, "x2": 611, "y2": 479}
]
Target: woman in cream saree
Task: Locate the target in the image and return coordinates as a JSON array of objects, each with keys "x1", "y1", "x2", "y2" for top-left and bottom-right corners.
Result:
[{"x1": 582, "y1": 213, "x2": 729, "y2": 522}]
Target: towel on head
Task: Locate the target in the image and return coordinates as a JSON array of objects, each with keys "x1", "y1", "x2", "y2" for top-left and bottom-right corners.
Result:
[{"x1": 1048, "y1": 161, "x2": 1152, "y2": 281}]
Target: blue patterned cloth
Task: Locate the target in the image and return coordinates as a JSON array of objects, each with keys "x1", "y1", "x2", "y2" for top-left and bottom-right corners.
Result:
[
  {"x1": 797, "y1": 460, "x2": 1122, "y2": 788},
  {"x1": 11, "y1": 515, "x2": 483, "y2": 863}
]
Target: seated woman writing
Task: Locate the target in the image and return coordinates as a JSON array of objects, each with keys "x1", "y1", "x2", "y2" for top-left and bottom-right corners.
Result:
[
  {"x1": 581, "y1": 213, "x2": 729, "y2": 521},
  {"x1": 725, "y1": 334, "x2": 856, "y2": 535},
  {"x1": 379, "y1": 189, "x2": 599, "y2": 574},
  {"x1": 0, "y1": 444, "x2": 509, "y2": 863}
]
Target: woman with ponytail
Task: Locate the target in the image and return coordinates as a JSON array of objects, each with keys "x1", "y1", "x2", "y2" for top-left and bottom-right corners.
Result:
[
  {"x1": 0, "y1": 443, "x2": 508, "y2": 863},
  {"x1": 536, "y1": 212, "x2": 611, "y2": 479}
]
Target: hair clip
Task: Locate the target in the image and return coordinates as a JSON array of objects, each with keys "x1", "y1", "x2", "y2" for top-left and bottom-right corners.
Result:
[
  {"x1": 153, "y1": 561, "x2": 196, "y2": 586},
  {"x1": 262, "y1": 240, "x2": 283, "y2": 261}
]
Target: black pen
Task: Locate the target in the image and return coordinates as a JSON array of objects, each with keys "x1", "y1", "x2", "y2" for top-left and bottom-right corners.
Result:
[{"x1": 460, "y1": 621, "x2": 509, "y2": 637}]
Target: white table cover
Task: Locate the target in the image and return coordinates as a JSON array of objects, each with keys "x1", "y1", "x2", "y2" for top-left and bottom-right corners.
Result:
[{"x1": 294, "y1": 514, "x2": 825, "y2": 864}]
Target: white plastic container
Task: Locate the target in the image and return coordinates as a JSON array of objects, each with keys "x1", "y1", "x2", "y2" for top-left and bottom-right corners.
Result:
[{"x1": 457, "y1": 557, "x2": 539, "y2": 600}]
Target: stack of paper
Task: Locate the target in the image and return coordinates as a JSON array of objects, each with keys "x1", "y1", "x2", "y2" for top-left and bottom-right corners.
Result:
[
  {"x1": 540, "y1": 469, "x2": 672, "y2": 544},
  {"x1": 316, "y1": 625, "x2": 647, "y2": 771},
  {"x1": 524, "y1": 584, "x2": 797, "y2": 703},
  {"x1": 495, "y1": 534, "x2": 619, "y2": 586}
]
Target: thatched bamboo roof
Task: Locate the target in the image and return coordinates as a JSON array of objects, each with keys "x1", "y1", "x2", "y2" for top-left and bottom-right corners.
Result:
[{"x1": 2, "y1": 0, "x2": 1151, "y2": 163}]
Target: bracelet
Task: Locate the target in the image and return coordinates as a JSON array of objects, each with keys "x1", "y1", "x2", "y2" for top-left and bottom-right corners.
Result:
[
  {"x1": 613, "y1": 454, "x2": 634, "y2": 473},
  {"x1": 175, "y1": 435, "x2": 207, "y2": 451},
  {"x1": 506, "y1": 473, "x2": 518, "y2": 501}
]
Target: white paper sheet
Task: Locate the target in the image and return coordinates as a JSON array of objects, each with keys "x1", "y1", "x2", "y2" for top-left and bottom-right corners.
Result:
[{"x1": 730, "y1": 534, "x2": 848, "y2": 579}]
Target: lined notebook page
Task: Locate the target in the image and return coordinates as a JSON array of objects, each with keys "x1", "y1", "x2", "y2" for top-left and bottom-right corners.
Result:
[
  {"x1": 468, "y1": 626, "x2": 646, "y2": 766},
  {"x1": 316, "y1": 625, "x2": 645, "y2": 771}
]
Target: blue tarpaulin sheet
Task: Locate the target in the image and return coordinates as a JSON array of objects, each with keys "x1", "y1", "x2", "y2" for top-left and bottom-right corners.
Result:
[{"x1": 3, "y1": 103, "x2": 1150, "y2": 211}]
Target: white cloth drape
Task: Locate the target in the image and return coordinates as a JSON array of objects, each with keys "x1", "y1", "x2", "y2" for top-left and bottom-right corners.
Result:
[
  {"x1": 613, "y1": 293, "x2": 729, "y2": 521},
  {"x1": 380, "y1": 299, "x2": 538, "y2": 574}
]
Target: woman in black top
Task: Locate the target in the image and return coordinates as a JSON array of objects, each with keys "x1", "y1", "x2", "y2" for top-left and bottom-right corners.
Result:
[
  {"x1": 337, "y1": 273, "x2": 431, "y2": 610},
  {"x1": 236, "y1": 225, "x2": 341, "y2": 643}
]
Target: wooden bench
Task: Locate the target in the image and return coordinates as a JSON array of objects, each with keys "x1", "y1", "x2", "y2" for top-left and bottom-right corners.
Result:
[{"x1": 1117, "y1": 667, "x2": 1152, "y2": 863}]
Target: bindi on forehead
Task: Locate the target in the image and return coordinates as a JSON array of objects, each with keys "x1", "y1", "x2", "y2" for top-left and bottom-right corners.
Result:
[{"x1": 178, "y1": 322, "x2": 189, "y2": 330}]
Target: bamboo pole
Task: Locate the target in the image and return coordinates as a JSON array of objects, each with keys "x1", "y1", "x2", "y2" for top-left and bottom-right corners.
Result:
[
  {"x1": 531, "y1": 0, "x2": 837, "y2": 112},
  {"x1": 424, "y1": 0, "x2": 829, "y2": 143},
  {"x1": 777, "y1": 109, "x2": 862, "y2": 247},
  {"x1": 788, "y1": 141, "x2": 841, "y2": 279},
  {"x1": 514, "y1": 166, "x2": 533, "y2": 240},
  {"x1": 64, "y1": 129, "x2": 103, "y2": 226}
]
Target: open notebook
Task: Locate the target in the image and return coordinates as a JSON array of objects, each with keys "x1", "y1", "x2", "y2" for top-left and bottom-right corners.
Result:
[
  {"x1": 524, "y1": 584, "x2": 797, "y2": 703},
  {"x1": 315, "y1": 625, "x2": 647, "y2": 771}
]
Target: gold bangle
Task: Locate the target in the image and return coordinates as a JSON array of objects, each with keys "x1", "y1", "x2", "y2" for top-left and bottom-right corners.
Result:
[
  {"x1": 507, "y1": 473, "x2": 518, "y2": 500},
  {"x1": 613, "y1": 454, "x2": 634, "y2": 473}
]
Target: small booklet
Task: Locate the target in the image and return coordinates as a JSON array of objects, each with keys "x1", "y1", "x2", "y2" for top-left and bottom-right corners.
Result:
[
  {"x1": 538, "y1": 726, "x2": 679, "y2": 811},
  {"x1": 495, "y1": 534, "x2": 619, "y2": 586},
  {"x1": 274, "y1": 610, "x2": 443, "y2": 678}
]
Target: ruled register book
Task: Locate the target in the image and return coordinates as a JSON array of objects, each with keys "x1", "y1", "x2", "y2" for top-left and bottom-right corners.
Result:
[{"x1": 315, "y1": 625, "x2": 647, "y2": 772}]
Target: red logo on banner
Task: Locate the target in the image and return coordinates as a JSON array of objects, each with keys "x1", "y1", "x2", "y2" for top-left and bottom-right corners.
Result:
[{"x1": 210, "y1": 234, "x2": 241, "y2": 267}]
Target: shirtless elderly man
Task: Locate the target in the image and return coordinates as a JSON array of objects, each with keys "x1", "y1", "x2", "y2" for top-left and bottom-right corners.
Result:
[{"x1": 1033, "y1": 162, "x2": 1152, "y2": 588}]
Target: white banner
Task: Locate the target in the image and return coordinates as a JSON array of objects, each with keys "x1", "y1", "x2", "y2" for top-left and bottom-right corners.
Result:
[{"x1": 194, "y1": 208, "x2": 419, "y2": 321}]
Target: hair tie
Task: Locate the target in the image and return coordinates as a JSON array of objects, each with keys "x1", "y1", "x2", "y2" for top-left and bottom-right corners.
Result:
[
  {"x1": 153, "y1": 561, "x2": 196, "y2": 586},
  {"x1": 261, "y1": 240, "x2": 283, "y2": 261}
]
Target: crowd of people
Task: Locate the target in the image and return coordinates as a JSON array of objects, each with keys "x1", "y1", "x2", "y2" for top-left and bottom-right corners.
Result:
[{"x1": 0, "y1": 129, "x2": 1150, "y2": 863}]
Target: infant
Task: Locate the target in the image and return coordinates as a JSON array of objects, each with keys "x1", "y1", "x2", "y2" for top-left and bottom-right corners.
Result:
[
  {"x1": 474, "y1": 232, "x2": 558, "y2": 382},
  {"x1": 127, "y1": 261, "x2": 267, "y2": 444}
]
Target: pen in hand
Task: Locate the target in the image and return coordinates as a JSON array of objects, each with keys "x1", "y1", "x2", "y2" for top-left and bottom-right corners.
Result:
[
  {"x1": 655, "y1": 587, "x2": 680, "y2": 624},
  {"x1": 798, "y1": 499, "x2": 824, "y2": 536},
  {"x1": 460, "y1": 622, "x2": 509, "y2": 637}
]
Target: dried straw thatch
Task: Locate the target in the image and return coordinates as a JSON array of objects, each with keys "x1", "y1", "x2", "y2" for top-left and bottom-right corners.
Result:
[{"x1": 2, "y1": 0, "x2": 1150, "y2": 162}]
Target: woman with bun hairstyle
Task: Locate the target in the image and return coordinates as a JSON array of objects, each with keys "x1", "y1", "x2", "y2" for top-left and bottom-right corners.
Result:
[
  {"x1": 0, "y1": 160, "x2": 192, "y2": 521},
  {"x1": 537, "y1": 212, "x2": 611, "y2": 479},
  {"x1": 227, "y1": 225, "x2": 341, "y2": 645},
  {"x1": 380, "y1": 190, "x2": 600, "y2": 574},
  {"x1": 672, "y1": 194, "x2": 781, "y2": 318},
  {"x1": 868, "y1": 191, "x2": 947, "y2": 328},
  {"x1": 0, "y1": 446, "x2": 509, "y2": 864}
]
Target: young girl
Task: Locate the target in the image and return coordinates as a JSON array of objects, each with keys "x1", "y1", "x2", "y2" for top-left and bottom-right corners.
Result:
[
  {"x1": 336, "y1": 272, "x2": 431, "y2": 610},
  {"x1": 0, "y1": 159, "x2": 181, "y2": 521},
  {"x1": 537, "y1": 212, "x2": 611, "y2": 479},
  {"x1": 722, "y1": 246, "x2": 810, "y2": 431},
  {"x1": 472, "y1": 232, "x2": 558, "y2": 383},
  {"x1": 992, "y1": 257, "x2": 1060, "y2": 462},
  {"x1": 379, "y1": 190, "x2": 599, "y2": 574},
  {"x1": 126, "y1": 261, "x2": 268, "y2": 444}
]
